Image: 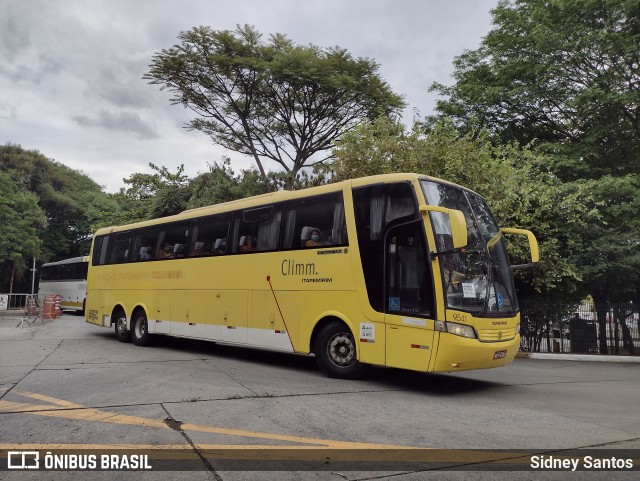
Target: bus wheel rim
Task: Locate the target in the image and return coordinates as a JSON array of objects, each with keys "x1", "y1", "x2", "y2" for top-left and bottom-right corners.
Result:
[
  {"x1": 116, "y1": 318, "x2": 126, "y2": 335},
  {"x1": 328, "y1": 333, "x2": 355, "y2": 367},
  {"x1": 135, "y1": 319, "x2": 145, "y2": 338}
]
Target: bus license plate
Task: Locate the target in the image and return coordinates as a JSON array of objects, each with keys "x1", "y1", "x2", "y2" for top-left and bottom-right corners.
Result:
[{"x1": 493, "y1": 350, "x2": 507, "y2": 360}]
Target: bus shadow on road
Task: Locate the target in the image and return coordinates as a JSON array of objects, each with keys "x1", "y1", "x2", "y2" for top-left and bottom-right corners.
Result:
[
  {"x1": 91, "y1": 332, "x2": 505, "y2": 394},
  {"x1": 157, "y1": 335, "x2": 503, "y2": 394},
  {"x1": 147, "y1": 335, "x2": 321, "y2": 374},
  {"x1": 363, "y1": 367, "x2": 504, "y2": 395}
]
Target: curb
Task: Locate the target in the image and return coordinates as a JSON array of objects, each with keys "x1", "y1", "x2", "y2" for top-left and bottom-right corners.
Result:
[{"x1": 516, "y1": 352, "x2": 640, "y2": 363}]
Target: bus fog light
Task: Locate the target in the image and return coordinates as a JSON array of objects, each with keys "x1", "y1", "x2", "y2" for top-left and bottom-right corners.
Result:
[{"x1": 446, "y1": 322, "x2": 477, "y2": 339}]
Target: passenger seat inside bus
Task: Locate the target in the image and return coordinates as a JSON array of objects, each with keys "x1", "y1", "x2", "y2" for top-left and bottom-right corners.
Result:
[
  {"x1": 214, "y1": 238, "x2": 226, "y2": 254},
  {"x1": 139, "y1": 246, "x2": 153, "y2": 261},
  {"x1": 192, "y1": 241, "x2": 204, "y2": 256},
  {"x1": 172, "y1": 244, "x2": 186, "y2": 258}
]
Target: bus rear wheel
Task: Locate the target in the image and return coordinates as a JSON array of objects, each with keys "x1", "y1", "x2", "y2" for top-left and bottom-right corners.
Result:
[
  {"x1": 114, "y1": 310, "x2": 130, "y2": 343},
  {"x1": 131, "y1": 311, "x2": 150, "y2": 346},
  {"x1": 314, "y1": 321, "x2": 369, "y2": 379}
]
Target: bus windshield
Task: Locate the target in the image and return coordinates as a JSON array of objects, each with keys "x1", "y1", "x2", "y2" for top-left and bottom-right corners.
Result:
[{"x1": 421, "y1": 180, "x2": 518, "y2": 316}]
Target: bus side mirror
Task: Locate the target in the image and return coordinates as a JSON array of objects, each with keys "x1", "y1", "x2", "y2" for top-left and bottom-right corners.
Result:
[
  {"x1": 500, "y1": 227, "x2": 540, "y2": 266},
  {"x1": 419, "y1": 205, "x2": 468, "y2": 250}
]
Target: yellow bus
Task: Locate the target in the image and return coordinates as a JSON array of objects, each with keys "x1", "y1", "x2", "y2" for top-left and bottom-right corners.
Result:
[{"x1": 86, "y1": 173, "x2": 538, "y2": 378}]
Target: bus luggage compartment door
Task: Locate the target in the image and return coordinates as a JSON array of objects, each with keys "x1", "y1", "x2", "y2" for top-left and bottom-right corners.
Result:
[{"x1": 385, "y1": 319, "x2": 434, "y2": 372}]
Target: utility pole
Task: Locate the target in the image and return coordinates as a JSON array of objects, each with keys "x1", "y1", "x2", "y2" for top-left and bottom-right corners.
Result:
[{"x1": 30, "y1": 258, "x2": 37, "y2": 295}]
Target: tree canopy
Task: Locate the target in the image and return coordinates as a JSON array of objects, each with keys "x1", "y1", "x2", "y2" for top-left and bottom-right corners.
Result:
[
  {"x1": 144, "y1": 25, "x2": 405, "y2": 186},
  {"x1": 428, "y1": 0, "x2": 640, "y2": 304},
  {"x1": 332, "y1": 118, "x2": 601, "y2": 302},
  {"x1": 0, "y1": 170, "x2": 46, "y2": 290},
  {"x1": 430, "y1": 0, "x2": 640, "y2": 181},
  {"x1": 0, "y1": 144, "x2": 114, "y2": 292}
]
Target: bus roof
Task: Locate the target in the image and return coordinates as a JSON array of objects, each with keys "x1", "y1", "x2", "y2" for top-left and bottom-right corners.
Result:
[
  {"x1": 42, "y1": 256, "x2": 88, "y2": 267},
  {"x1": 93, "y1": 173, "x2": 476, "y2": 236}
]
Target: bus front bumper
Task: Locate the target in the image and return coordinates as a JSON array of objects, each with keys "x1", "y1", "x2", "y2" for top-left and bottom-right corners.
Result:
[{"x1": 431, "y1": 333, "x2": 520, "y2": 372}]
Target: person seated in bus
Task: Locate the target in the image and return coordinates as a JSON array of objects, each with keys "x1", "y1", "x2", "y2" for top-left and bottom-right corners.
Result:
[
  {"x1": 305, "y1": 229, "x2": 325, "y2": 247},
  {"x1": 241, "y1": 235, "x2": 257, "y2": 252},
  {"x1": 202, "y1": 242, "x2": 214, "y2": 256},
  {"x1": 156, "y1": 242, "x2": 174, "y2": 259}
]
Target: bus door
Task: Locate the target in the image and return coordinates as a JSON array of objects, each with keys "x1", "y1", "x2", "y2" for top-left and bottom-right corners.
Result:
[{"x1": 383, "y1": 221, "x2": 436, "y2": 372}]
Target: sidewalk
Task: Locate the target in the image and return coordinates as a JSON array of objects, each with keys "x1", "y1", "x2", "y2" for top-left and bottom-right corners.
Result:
[
  {"x1": 516, "y1": 351, "x2": 640, "y2": 363},
  {"x1": 0, "y1": 311, "x2": 53, "y2": 339}
]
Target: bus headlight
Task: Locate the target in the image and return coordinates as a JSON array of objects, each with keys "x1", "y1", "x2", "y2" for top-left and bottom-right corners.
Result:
[
  {"x1": 445, "y1": 322, "x2": 477, "y2": 339},
  {"x1": 516, "y1": 323, "x2": 520, "y2": 335}
]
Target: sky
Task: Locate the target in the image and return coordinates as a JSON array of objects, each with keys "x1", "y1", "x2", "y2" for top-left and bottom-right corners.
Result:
[{"x1": 1, "y1": 0, "x2": 499, "y2": 193}]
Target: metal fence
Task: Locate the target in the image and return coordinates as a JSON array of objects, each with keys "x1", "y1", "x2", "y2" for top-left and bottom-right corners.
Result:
[
  {"x1": 0, "y1": 293, "x2": 35, "y2": 313},
  {"x1": 520, "y1": 303, "x2": 640, "y2": 356}
]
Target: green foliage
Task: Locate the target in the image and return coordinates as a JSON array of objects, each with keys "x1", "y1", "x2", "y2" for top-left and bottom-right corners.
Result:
[
  {"x1": 92, "y1": 163, "x2": 191, "y2": 228},
  {"x1": 428, "y1": 0, "x2": 640, "y2": 302},
  {"x1": 145, "y1": 24, "x2": 404, "y2": 184},
  {"x1": 430, "y1": 0, "x2": 640, "y2": 180},
  {"x1": 0, "y1": 170, "x2": 46, "y2": 287},
  {"x1": 187, "y1": 158, "x2": 269, "y2": 209},
  {"x1": 332, "y1": 118, "x2": 601, "y2": 301},
  {"x1": 0, "y1": 143, "x2": 113, "y2": 262},
  {"x1": 574, "y1": 174, "x2": 640, "y2": 302},
  {"x1": 0, "y1": 143, "x2": 112, "y2": 292}
]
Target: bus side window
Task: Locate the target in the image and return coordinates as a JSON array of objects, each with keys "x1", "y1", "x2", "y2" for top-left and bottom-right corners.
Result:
[
  {"x1": 283, "y1": 193, "x2": 345, "y2": 250},
  {"x1": 235, "y1": 205, "x2": 282, "y2": 253},
  {"x1": 156, "y1": 222, "x2": 190, "y2": 261},
  {"x1": 132, "y1": 228, "x2": 157, "y2": 262},
  {"x1": 110, "y1": 233, "x2": 132, "y2": 264},
  {"x1": 192, "y1": 214, "x2": 230, "y2": 257}
]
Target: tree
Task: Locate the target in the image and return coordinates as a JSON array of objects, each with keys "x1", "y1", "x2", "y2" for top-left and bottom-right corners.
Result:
[
  {"x1": 0, "y1": 171, "x2": 46, "y2": 293},
  {"x1": 429, "y1": 0, "x2": 640, "y2": 181},
  {"x1": 332, "y1": 118, "x2": 601, "y2": 303},
  {"x1": 428, "y1": 0, "x2": 640, "y2": 350},
  {"x1": 145, "y1": 25, "x2": 404, "y2": 186},
  {"x1": 0, "y1": 143, "x2": 113, "y2": 263},
  {"x1": 186, "y1": 158, "x2": 269, "y2": 209},
  {"x1": 93, "y1": 163, "x2": 191, "y2": 228}
]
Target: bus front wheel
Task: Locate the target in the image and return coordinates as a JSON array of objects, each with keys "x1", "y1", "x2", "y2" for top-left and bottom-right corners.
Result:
[
  {"x1": 314, "y1": 321, "x2": 369, "y2": 379},
  {"x1": 114, "y1": 311, "x2": 130, "y2": 343},
  {"x1": 131, "y1": 311, "x2": 150, "y2": 346}
]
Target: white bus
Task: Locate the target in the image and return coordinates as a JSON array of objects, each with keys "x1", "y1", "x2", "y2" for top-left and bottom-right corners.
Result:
[{"x1": 39, "y1": 256, "x2": 89, "y2": 313}]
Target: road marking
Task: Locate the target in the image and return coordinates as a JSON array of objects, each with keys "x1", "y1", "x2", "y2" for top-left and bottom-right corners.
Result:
[{"x1": 0, "y1": 390, "x2": 413, "y2": 449}]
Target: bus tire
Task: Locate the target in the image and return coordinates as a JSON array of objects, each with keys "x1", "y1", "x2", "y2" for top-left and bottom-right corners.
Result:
[
  {"x1": 114, "y1": 310, "x2": 130, "y2": 343},
  {"x1": 131, "y1": 311, "x2": 150, "y2": 346},
  {"x1": 314, "y1": 321, "x2": 369, "y2": 379}
]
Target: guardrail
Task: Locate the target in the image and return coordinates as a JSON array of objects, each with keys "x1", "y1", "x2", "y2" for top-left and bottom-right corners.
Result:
[{"x1": 0, "y1": 293, "x2": 36, "y2": 313}]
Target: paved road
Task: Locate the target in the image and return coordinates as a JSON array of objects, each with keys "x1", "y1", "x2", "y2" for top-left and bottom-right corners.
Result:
[{"x1": 1, "y1": 314, "x2": 639, "y2": 480}]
